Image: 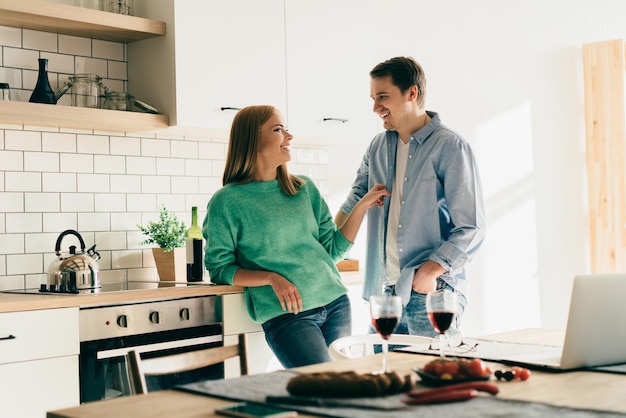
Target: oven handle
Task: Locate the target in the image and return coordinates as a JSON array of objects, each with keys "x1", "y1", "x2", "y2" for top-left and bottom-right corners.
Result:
[{"x1": 95, "y1": 334, "x2": 223, "y2": 360}]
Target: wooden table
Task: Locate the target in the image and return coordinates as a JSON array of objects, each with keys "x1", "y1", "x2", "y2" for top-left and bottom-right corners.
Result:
[{"x1": 48, "y1": 329, "x2": 626, "y2": 417}]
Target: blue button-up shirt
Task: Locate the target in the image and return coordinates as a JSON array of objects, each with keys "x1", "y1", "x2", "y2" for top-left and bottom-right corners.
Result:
[{"x1": 339, "y1": 111, "x2": 486, "y2": 305}]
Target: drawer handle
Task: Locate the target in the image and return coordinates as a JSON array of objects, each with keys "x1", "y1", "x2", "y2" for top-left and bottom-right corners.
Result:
[
  {"x1": 0, "y1": 334, "x2": 16, "y2": 341},
  {"x1": 323, "y1": 117, "x2": 349, "y2": 123}
]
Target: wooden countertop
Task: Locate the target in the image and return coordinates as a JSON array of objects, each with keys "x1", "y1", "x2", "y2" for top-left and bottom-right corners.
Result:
[{"x1": 0, "y1": 284, "x2": 244, "y2": 313}]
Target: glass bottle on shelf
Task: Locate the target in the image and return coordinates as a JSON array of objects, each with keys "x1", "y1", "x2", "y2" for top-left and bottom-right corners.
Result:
[
  {"x1": 29, "y1": 58, "x2": 57, "y2": 105},
  {"x1": 186, "y1": 206, "x2": 204, "y2": 282}
]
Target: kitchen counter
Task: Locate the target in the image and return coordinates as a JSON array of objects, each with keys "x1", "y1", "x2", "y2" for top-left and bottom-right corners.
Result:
[{"x1": 0, "y1": 284, "x2": 244, "y2": 313}]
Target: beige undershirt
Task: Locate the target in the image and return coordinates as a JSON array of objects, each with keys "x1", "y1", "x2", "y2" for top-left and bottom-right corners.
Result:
[{"x1": 385, "y1": 138, "x2": 410, "y2": 285}]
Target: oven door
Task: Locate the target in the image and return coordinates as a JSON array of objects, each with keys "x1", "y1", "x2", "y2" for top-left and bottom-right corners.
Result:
[{"x1": 80, "y1": 324, "x2": 223, "y2": 403}]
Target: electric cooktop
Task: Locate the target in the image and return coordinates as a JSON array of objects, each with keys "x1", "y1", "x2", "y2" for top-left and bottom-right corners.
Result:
[{"x1": 1, "y1": 280, "x2": 217, "y2": 296}]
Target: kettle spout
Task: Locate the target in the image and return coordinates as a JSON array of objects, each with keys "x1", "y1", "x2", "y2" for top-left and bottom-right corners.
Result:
[{"x1": 87, "y1": 244, "x2": 101, "y2": 261}]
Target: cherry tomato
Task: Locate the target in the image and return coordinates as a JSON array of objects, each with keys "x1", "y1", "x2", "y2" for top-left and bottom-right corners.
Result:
[
  {"x1": 439, "y1": 361, "x2": 461, "y2": 377},
  {"x1": 465, "y1": 358, "x2": 488, "y2": 377}
]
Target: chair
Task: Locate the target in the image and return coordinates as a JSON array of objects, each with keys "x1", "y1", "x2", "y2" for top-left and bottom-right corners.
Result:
[
  {"x1": 328, "y1": 333, "x2": 431, "y2": 360},
  {"x1": 127, "y1": 333, "x2": 248, "y2": 394}
]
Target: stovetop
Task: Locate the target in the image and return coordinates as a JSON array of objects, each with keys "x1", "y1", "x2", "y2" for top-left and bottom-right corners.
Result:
[{"x1": 2, "y1": 280, "x2": 217, "y2": 296}]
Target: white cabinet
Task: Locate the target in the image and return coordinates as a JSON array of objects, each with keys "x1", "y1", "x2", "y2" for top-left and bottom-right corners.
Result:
[
  {"x1": 129, "y1": 0, "x2": 287, "y2": 134},
  {"x1": 0, "y1": 308, "x2": 80, "y2": 418},
  {"x1": 284, "y1": 0, "x2": 381, "y2": 144},
  {"x1": 221, "y1": 293, "x2": 278, "y2": 377}
]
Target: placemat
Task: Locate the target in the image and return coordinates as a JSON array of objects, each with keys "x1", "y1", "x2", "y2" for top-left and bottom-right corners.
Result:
[
  {"x1": 176, "y1": 370, "x2": 626, "y2": 417},
  {"x1": 395, "y1": 339, "x2": 626, "y2": 374}
]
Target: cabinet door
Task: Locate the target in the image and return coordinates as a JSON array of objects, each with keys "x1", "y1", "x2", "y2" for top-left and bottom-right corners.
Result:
[
  {"x1": 130, "y1": 0, "x2": 287, "y2": 131},
  {"x1": 285, "y1": 0, "x2": 381, "y2": 144},
  {"x1": 0, "y1": 356, "x2": 79, "y2": 418}
]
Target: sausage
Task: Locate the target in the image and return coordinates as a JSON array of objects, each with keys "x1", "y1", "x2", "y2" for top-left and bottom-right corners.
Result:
[
  {"x1": 405, "y1": 381, "x2": 499, "y2": 399},
  {"x1": 403, "y1": 388, "x2": 478, "y2": 405}
]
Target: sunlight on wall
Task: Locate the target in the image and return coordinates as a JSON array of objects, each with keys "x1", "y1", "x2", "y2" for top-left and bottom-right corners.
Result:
[{"x1": 464, "y1": 102, "x2": 541, "y2": 336}]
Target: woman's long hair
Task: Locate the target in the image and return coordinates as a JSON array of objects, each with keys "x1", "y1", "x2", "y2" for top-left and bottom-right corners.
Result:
[{"x1": 222, "y1": 105, "x2": 304, "y2": 196}]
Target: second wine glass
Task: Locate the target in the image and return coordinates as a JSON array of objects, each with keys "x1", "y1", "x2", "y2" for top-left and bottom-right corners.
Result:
[
  {"x1": 426, "y1": 289, "x2": 458, "y2": 358},
  {"x1": 369, "y1": 295, "x2": 402, "y2": 373}
]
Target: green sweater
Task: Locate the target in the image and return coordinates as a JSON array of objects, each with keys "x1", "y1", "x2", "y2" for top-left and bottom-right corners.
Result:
[{"x1": 203, "y1": 176, "x2": 351, "y2": 323}]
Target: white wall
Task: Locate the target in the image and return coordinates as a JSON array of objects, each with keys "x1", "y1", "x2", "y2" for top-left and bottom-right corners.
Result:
[{"x1": 327, "y1": 0, "x2": 626, "y2": 337}]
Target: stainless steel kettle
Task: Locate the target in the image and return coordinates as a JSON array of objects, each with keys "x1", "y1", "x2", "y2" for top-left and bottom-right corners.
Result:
[{"x1": 47, "y1": 229, "x2": 101, "y2": 291}]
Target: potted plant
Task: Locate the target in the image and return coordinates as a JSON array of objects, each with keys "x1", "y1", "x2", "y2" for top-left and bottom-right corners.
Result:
[{"x1": 138, "y1": 205, "x2": 188, "y2": 282}]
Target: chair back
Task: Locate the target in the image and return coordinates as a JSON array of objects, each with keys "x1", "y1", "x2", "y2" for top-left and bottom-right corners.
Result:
[
  {"x1": 329, "y1": 333, "x2": 431, "y2": 360},
  {"x1": 127, "y1": 333, "x2": 248, "y2": 394}
]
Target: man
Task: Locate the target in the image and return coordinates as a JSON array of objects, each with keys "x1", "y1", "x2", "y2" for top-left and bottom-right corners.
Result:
[{"x1": 335, "y1": 56, "x2": 485, "y2": 340}]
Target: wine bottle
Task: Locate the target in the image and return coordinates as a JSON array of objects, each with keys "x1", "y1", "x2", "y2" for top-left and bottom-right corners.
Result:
[
  {"x1": 29, "y1": 58, "x2": 57, "y2": 104},
  {"x1": 186, "y1": 206, "x2": 204, "y2": 282}
]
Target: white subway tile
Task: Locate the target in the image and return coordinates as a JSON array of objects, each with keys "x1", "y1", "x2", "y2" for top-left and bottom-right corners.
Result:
[
  {"x1": 0, "y1": 26, "x2": 22, "y2": 48},
  {"x1": 25, "y1": 193, "x2": 60, "y2": 212},
  {"x1": 94, "y1": 155, "x2": 125, "y2": 174},
  {"x1": 94, "y1": 193, "x2": 126, "y2": 212},
  {"x1": 92, "y1": 39, "x2": 124, "y2": 61},
  {"x1": 156, "y1": 195, "x2": 186, "y2": 212},
  {"x1": 6, "y1": 130, "x2": 41, "y2": 151},
  {"x1": 42, "y1": 52, "x2": 74, "y2": 75},
  {"x1": 7, "y1": 253, "x2": 43, "y2": 275},
  {"x1": 199, "y1": 142, "x2": 226, "y2": 160},
  {"x1": 211, "y1": 159, "x2": 225, "y2": 177},
  {"x1": 141, "y1": 175, "x2": 170, "y2": 193},
  {"x1": 61, "y1": 193, "x2": 94, "y2": 212},
  {"x1": 156, "y1": 158, "x2": 185, "y2": 175},
  {"x1": 171, "y1": 176, "x2": 198, "y2": 194},
  {"x1": 126, "y1": 156, "x2": 156, "y2": 175},
  {"x1": 111, "y1": 249, "x2": 143, "y2": 268},
  {"x1": 309, "y1": 164, "x2": 329, "y2": 180},
  {"x1": 0, "y1": 192, "x2": 23, "y2": 212},
  {"x1": 0, "y1": 172, "x2": 3, "y2": 192},
  {"x1": 101, "y1": 269, "x2": 126, "y2": 284},
  {"x1": 74, "y1": 56, "x2": 107, "y2": 76},
  {"x1": 59, "y1": 34, "x2": 91, "y2": 57},
  {"x1": 61, "y1": 153, "x2": 94, "y2": 173},
  {"x1": 128, "y1": 267, "x2": 157, "y2": 281},
  {"x1": 127, "y1": 193, "x2": 157, "y2": 212},
  {"x1": 6, "y1": 213, "x2": 42, "y2": 233},
  {"x1": 25, "y1": 232, "x2": 58, "y2": 253},
  {"x1": 42, "y1": 132, "x2": 77, "y2": 152},
  {"x1": 96, "y1": 250, "x2": 111, "y2": 269},
  {"x1": 0, "y1": 150, "x2": 24, "y2": 171},
  {"x1": 23, "y1": 29, "x2": 57, "y2": 52},
  {"x1": 110, "y1": 174, "x2": 141, "y2": 193},
  {"x1": 77, "y1": 173, "x2": 110, "y2": 192},
  {"x1": 141, "y1": 138, "x2": 170, "y2": 157},
  {"x1": 128, "y1": 232, "x2": 150, "y2": 251},
  {"x1": 43, "y1": 172, "x2": 77, "y2": 192},
  {"x1": 24, "y1": 151, "x2": 60, "y2": 172},
  {"x1": 107, "y1": 60, "x2": 127, "y2": 80},
  {"x1": 185, "y1": 159, "x2": 211, "y2": 177},
  {"x1": 111, "y1": 212, "x2": 141, "y2": 231},
  {"x1": 22, "y1": 68, "x2": 38, "y2": 93},
  {"x1": 4, "y1": 47, "x2": 39, "y2": 70},
  {"x1": 171, "y1": 140, "x2": 198, "y2": 158},
  {"x1": 0, "y1": 67, "x2": 22, "y2": 90},
  {"x1": 78, "y1": 212, "x2": 110, "y2": 231},
  {"x1": 94, "y1": 231, "x2": 127, "y2": 250},
  {"x1": 296, "y1": 148, "x2": 317, "y2": 164},
  {"x1": 0, "y1": 256, "x2": 5, "y2": 276},
  {"x1": 77, "y1": 134, "x2": 109, "y2": 154},
  {"x1": 0, "y1": 234, "x2": 24, "y2": 253},
  {"x1": 198, "y1": 177, "x2": 222, "y2": 195},
  {"x1": 111, "y1": 136, "x2": 140, "y2": 155},
  {"x1": 102, "y1": 78, "x2": 123, "y2": 92},
  {"x1": 6, "y1": 172, "x2": 41, "y2": 192},
  {"x1": 42, "y1": 212, "x2": 77, "y2": 232},
  {"x1": 25, "y1": 273, "x2": 47, "y2": 289},
  {"x1": 318, "y1": 148, "x2": 329, "y2": 164}
]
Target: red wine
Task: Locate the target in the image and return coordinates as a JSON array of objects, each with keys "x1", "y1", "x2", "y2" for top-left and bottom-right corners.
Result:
[
  {"x1": 428, "y1": 311, "x2": 454, "y2": 333},
  {"x1": 372, "y1": 316, "x2": 399, "y2": 339}
]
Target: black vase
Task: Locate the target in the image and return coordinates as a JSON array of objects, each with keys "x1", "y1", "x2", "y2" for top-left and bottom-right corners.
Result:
[{"x1": 29, "y1": 58, "x2": 57, "y2": 104}]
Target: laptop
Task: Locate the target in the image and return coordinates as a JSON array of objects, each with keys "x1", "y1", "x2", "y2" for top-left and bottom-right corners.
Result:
[{"x1": 499, "y1": 273, "x2": 626, "y2": 370}]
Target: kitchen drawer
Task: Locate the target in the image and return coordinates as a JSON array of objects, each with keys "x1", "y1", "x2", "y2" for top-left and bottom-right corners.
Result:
[{"x1": 0, "y1": 307, "x2": 79, "y2": 365}]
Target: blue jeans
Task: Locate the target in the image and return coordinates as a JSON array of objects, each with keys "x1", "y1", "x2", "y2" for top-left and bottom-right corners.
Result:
[{"x1": 261, "y1": 294, "x2": 351, "y2": 368}]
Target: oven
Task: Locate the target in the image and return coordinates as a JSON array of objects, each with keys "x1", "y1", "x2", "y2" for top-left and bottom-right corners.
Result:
[{"x1": 79, "y1": 296, "x2": 224, "y2": 403}]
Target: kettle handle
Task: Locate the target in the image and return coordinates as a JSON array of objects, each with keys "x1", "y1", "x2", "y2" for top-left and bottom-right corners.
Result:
[{"x1": 55, "y1": 229, "x2": 86, "y2": 256}]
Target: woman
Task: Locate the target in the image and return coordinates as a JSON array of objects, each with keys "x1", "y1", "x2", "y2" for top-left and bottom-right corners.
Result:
[{"x1": 203, "y1": 105, "x2": 389, "y2": 368}]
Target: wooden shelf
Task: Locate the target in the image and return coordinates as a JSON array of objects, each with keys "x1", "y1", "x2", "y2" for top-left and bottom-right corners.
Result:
[
  {"x1": 0, "y1": 100, "x2": 168, "y2": 133},
  {"x1": 0, "y1": 0, "x2": 165, "y2": 42}
]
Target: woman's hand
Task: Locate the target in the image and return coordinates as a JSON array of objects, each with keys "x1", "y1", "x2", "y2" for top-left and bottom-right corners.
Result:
[
  {"x1": 270, "y1": 274, "x2": 303, "y2": 314},
  {"x1": 358, "y1": 184, "x2": 390, "y2": 209}
]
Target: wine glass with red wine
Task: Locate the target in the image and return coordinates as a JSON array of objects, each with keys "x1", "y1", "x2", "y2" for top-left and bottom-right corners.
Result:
[
  {"x1": 426, "y1": 289, "x2": 458, "y2": 358},
  {"x1": 369, "y1": 295, "x2": 402, "y2": 373}
]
